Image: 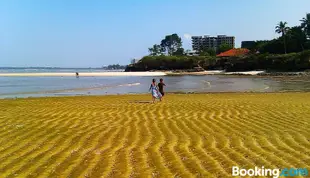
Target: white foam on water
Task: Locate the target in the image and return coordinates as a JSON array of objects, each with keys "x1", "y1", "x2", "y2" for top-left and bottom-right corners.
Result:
[{"x1": 118, "y1": 83, "x2": 141, "y2": 87}]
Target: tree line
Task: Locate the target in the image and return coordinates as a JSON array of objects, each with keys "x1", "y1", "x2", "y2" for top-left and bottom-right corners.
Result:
[
  {"x1": 243, "y1": 13, "x2": 310, "y2": 54},
  {"x1": 148, "y1": 34, "x2": 233, "y2": 57},
  {"x1": 103, "y1": 64, "x2": 127, "y2": 70},
  {"x1": 125, "y1": 50, "x2": 310, "y2": 72},
  {"x1": 126, "y1": 13, "x2": 310, "y2": 72}
]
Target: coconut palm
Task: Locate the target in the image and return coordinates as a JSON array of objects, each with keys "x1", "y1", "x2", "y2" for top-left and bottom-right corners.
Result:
[
  {"x1": 288, "y1": 26, "x2": 307, "y2": 51},
  {"x1": 300, "y1": 13, "x2": 310, "y2": 38},
  {"x1": 275, "y1": 21, "x2": 289, "y2": 54}
]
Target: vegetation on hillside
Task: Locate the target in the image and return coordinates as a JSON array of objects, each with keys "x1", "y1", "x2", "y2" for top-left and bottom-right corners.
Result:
[
  {"x1": 148, "y1": 34, "x2": 184, "y2": 56},
  {"x1": 125, "y1": 50, "x2": 310, "y2": 72},
  {"x1": 243, "y1": 13, "x2": 310, "y2": 54},
  {"x1": 103, "y1": 64, "x2": 127, "y2": 70},
  {"x1": 127, "y1": 13, "x2": 310, "y2": 72}
]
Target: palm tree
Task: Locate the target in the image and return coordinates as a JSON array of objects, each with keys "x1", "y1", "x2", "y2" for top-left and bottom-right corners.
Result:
[
  {"x1": 275, "y1": 21, "x2": 289, "y2": 53},
  {"x1": 288, "y1": 26, "x2": 307, "y2": 51},
  {"x1": 300, "y1": 13, "x2": 310, "y2": 39}
]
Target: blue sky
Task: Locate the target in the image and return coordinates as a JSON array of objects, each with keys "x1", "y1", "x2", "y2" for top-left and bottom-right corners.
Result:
[{"x1": 0, "y1": 0, "x2": 309, "y2": 67}]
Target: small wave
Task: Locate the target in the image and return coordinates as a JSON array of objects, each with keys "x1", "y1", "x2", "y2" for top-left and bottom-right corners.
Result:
[
  {"x1": 201, "y1": 80, "x2": 212, "y2": 89},
  {"x1": 118, "y1": 83, "x2": 141, "y2": 87},
  {"x1": 201, "y1": 80, "x2": 211, "y2": 86}
]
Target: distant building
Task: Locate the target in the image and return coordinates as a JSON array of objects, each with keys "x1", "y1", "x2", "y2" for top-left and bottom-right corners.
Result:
[
  {"x1": 192, "y1": 35, "x2": 235, "y2": 51},
  {"x1": 184, "y1": 50, "x2": 199, "y2": 56}
]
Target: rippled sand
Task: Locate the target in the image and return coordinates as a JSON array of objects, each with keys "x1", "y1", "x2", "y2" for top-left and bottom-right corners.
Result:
[{"x1": 0, "y1": 93, "x2": 309, "y2": 177}]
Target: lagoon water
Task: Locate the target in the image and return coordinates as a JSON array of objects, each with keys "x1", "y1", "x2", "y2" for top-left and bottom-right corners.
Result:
[{"x1": 1, "y1": 68, "x2": 310, "y2": 98}]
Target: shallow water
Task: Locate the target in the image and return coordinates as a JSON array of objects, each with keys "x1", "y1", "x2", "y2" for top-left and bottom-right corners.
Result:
[{"x1": 1, "y1": 74, "x2": 310, "y2": 98}]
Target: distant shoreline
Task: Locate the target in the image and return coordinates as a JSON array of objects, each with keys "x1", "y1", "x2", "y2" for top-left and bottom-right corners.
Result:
[
  {"x1": 163, "y1": 70, "x2": 310, "y2": 78},
  {"x1": 1, "y1": 70, "x2": 310, "y2": 78},
  {"x1": 0, "y1": 72, "x2": 166, "y2": 77},
  {"x1": 164, "y1": 70, "x2": 264, "y2": 76}
]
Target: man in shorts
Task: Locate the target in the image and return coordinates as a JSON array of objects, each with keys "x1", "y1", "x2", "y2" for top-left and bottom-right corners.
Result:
[{"x1": 157, "y1": 78, "x2": 166, "y2": 98}]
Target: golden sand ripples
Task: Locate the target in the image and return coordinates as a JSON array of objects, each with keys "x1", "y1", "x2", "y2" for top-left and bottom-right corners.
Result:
[{"x1": 0, "y1": 93, "x2": 309, "y2": 177}]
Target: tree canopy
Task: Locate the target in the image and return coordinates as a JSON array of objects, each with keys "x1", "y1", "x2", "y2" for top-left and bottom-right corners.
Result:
[
  {"x1": 148, "y1": 34, "x2": 183, "y2": 56},
  {"x1": 275, "y1": 21, "x2": 290, "y2": 53},
  {"x1": 217, "y1": 43, "x2": 233, "y2": 54},
  {"x1": 300, "y1": 13, "x2": 310, "y2": 38},
  {"x1": 275, "y1": 21, "x2": 289, "y2": 36},
  {"x1": 242, "y1": 14, "x2": 310, "y2": 54},
  {"x1": 160, "y1": 34, "x2": 182, "y2": 55},
  {"x1": 130, "y1": 12, "x2": 310, "y2": 72},
  {"x1": 148, "y1": 44, "x2": 163, "y2": 56}
]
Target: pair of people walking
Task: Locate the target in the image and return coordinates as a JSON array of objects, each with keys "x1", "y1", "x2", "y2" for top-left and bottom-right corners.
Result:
[{"x1": 149, "y1": 78, "x2": 166, "y2": 103}]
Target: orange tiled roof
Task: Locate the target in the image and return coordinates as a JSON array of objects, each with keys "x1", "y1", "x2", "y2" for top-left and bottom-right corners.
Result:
[{"x1": 217, "y1": 48, "x2": 250, "y2": 57}]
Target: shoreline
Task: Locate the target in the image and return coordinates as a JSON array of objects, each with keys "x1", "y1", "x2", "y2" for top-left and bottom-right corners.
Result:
[
  {"x1": 2, "y1": 91, "x2": 310, "y2": 100},
  {"x1": 164, "y1": 70, "x2": 264, "y2": 76},
  {"x1": 1, "y1": 70, "x2": 310, "y2": 77},
  {"x1": 0, "y1": 71, "x2": 167, "y2": 77}
]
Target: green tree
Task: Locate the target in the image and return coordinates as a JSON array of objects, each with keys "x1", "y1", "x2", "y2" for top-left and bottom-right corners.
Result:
[
  {"x1": 160, "y1": 34, "x2": 182, "y2": 55},
  {"x1": 287, "y1": 26, "x2": 307, "y2": 51},
  {"x1": 217, "y1": 43, "x2": 233, "y2": 54},
  {"x1": 259, "y1": 39, "x2": 283, "y2": 54},
  {"x1": 172, "y1": 48, "x2": 185, "y2": 56},
  {"x1": 275, "y1": 21, "x2": 290, "y2": 53},
  {"x1": 207, "y1": 49, "x2": 217, "y2": 56},
  {"x1": 241, "y1": 41, "x2": 256, "y2": 51},
  {"x1": 300, "y1": 13, "x2": 310, "y2": 39},
  {"x1": 198, "y1": 46, "x2": 210, "y2": 56},
  {"x1": 148, "y1": 44, "x2": 163, "y2": 56},
  {"x1": 197, "y1": 46, "x2": 216, "y2": 56},
  {"x1": 255, "y1": 40, "x2": 269, "y2": 52}
]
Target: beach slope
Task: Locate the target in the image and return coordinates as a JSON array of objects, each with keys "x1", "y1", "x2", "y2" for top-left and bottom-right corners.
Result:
[{"x1": 0, "y1": 93, "x2": 309, "y2": 177}]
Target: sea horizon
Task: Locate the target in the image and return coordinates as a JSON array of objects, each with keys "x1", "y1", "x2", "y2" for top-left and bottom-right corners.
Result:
[{"x1": 0, "y1": 67, "x2": 125, "y2": 74}]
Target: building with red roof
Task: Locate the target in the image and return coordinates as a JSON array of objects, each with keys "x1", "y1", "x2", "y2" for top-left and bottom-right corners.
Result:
[{"x1": 217, "y1": 48, "x2": 250, "y2": 57}]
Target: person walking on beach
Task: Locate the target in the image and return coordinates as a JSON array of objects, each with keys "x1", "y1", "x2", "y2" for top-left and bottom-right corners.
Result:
[
  {"x1": 149, "y1": 79, "x2": 162, "y2": 103},
  {"x1": 158, "y1": 78, "x2": 166, "y2": 98}
]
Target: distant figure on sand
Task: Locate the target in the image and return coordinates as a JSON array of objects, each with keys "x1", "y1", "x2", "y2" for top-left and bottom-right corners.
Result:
[
  {"x1": 149, "y1": 79, "x2": 162, "y2": 103},
  {"x1": 158, "y1": 78, "x2": 166, "y2": 97},
  {"x1": 76, "y1": 72, "x2": 79, "y2": 78}
]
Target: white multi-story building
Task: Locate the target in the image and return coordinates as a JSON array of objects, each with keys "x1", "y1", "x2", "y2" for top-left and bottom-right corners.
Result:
[{"x1": 192, "y1": 35, "x2": 235, "y2": 51}]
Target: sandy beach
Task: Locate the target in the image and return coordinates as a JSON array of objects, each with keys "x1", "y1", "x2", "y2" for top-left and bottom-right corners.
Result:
[
  {"x1": 224, "y1": 71, "x2": 265, "y2": 75},
  {"x1": 0, "y1": 70, "x2": 260, "y2": 77},
  {"x1": 0, "y1": 93, "x2": 309, "y2": 177},
  {"x1": 1, "y1": 70, "x2": 306, "y2": 78}
]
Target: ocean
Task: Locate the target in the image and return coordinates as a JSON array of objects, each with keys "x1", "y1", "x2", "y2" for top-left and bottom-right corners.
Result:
[{"x1": 1, "y1": 68, "x2": 310, "y2": 98}]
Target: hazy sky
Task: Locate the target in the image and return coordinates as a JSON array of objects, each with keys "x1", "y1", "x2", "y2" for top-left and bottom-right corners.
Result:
[{"x1": 1, "y1": 0, "x2": 309, "y2": 67}]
